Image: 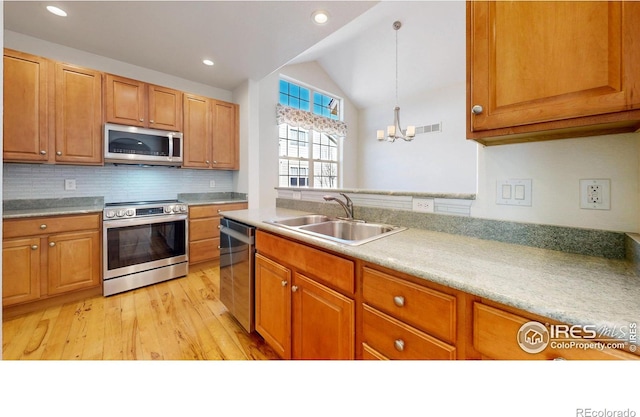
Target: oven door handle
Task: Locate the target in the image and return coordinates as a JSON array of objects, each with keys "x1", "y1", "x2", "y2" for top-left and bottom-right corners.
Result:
[{"x1": 103, "y1": 214, "x2": 187, "y2": 228}]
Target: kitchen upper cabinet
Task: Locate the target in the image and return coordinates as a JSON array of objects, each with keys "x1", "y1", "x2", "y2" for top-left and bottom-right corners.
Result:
[
  {"x1": 54, "y1": 63, "x2": 103, "y2": 164},
  {"x1": 105, "y1": 73, "x2": 183, "y2": 131},
  {"x1": 467, "y1": 1, "x2": 640, "y2": 145},
  {"x1": 3, "y1": 49, "x2": 51, "y2": 162},
  {"x1": 183, "y1": 93, "x2": 239, "y2": 170},
  {"x1": 3, "y1": 49, "x2": 103, "y2": 165}
]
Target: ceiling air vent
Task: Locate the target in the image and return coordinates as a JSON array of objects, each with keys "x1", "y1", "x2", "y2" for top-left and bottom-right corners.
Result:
[{"x1": 416, "y1": 122, "x2": 442, "y2": 135}]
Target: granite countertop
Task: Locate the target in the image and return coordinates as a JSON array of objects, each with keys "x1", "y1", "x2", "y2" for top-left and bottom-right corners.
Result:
[
  {"x1": 3, "y1": 197, "x2": 105, "y2": 219},
  {"x1": 221, "y1": 207, "x2": 640, "y2": 334},
  {"x1": 177, "y1": 192, "x2": 248, "y2": 206}
]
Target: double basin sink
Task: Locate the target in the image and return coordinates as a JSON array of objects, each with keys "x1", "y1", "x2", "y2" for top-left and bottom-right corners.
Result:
[{"x1": 265, "y1": 214, "x2": 406, "y2": 246}]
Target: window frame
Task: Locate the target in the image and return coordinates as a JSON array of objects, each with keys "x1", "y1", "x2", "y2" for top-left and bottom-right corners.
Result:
[{"x1": 278, "y1": 77, "x2": 343, "y2": 189}]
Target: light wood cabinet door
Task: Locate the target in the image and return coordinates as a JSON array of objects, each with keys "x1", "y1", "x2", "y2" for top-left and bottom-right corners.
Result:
[
  {"x1": 47, "y1": 230, "x2": 101, "y2": 296},
  {"x1": 55, "y1": 63, "x2": 103, "y2": 164},
  {"x1": 292, "y1": 272, "x2": 355, "y2": 360},
  {"x1": 255, "y1": 253, "x2": 292, "y2": 359},
  {"x1": 148, "y1": 84, "x2": 182, "y2": 131},
  {"x1": 105, "y1": 74, "x2": 146, "y2": 127},
  {"x1": 3, "y1": 49, "x2": 50, "y2": 162},
  {"x1": 2, "y1": 237, "x2": 41, "y2": 307},
  {"x1": 468, "y1": 1, "x2": 640, "y2": 144},
  {"x1": 211, "y1": 100, "x2": 239, "y2": 169},
  {"x1": 183, "y1": 93, "x2": 211, "y2": 169}
]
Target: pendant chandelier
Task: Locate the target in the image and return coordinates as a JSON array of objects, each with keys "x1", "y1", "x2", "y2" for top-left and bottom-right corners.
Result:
[{"x1": 377, "y1": 21, "x2": 416, "y2": 142}]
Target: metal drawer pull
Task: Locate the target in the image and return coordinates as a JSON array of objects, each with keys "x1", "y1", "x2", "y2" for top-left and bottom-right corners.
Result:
[
  {"x1": 49, "y1": 242, "x2": 56, "y2": 247},
  {"x1": 217, "y1": 245, "x2": 221, "y2": 249},
  {"x1": 393, "y1": 296, "x2": 405, "y2": 307},
  {"x1": 31, "y1": 245, "x2": 38, "y2": 250},
  {"x1": 394, "y1": 339, "x2": 405, "y2": 352},
  {"x1": 471, "y1": 104, "x2": 484, "y2": 115},
  {"x1": 281, "y1": 280, "x2": 288, "y2": 287},
  {"x1": 56, "y1": 151, "x2": 62, "y2": 156},
  {"x1": 292, "y1": 285, "x2": 299, "y2": 292},
  {"x1": 40, "y1": 150, "x2": 47, "y2": 155},
  {"x1": 40, "y1": 224, "x2": 47, "y2": 230}
]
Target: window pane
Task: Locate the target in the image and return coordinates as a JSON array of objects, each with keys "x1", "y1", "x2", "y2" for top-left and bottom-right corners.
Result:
[
  {"x1": 290, "y1": 84, "x2": 299, "y2": 97},
  {"x1": 290, "y1": 98, "x2": 300, "y2": 109},
  {"x1": 279, "y1": 93, "x2": 288, "y2": 106},
  {"x1": 279, "y1": 80, "x2": 289, "y2": 94},
  {"x1": 300, "y1": 88, "x2": 310, "y2": 102}
]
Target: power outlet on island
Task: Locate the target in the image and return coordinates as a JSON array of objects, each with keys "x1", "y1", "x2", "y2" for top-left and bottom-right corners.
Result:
[
  {"x1": 413, "y1": 198, "x2": 435, "y2": 213},
  {"x1": 580, "y1": 179, "x2": 610, "y2": 210}
]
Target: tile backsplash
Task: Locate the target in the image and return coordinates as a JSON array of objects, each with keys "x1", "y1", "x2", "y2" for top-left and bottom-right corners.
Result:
[{"x1": 3, "y1": 163, "x2": 234, "y2": 203}]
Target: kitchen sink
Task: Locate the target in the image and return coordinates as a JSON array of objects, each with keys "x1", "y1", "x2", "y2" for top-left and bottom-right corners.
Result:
[
  {"x1": 269, "y1": 214, "x2": 332, "y2": 227},
  {"x1": 265, "y1": 215, "x2": 406, "y2": 245}
]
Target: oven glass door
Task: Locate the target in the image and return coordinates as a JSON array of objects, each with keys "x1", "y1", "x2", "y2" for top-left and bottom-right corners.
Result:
[{"x1": 104, "y1": 215, "x2": 187, "y2": 279}]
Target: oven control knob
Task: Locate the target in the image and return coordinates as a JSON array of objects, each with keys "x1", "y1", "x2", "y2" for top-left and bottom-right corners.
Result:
[
  {"x1": 126, "y1": 209, "x2": 135, "y2": 217},
  {"x1": 105, "y1": 210, "x2": 116, "y2": 218},
  {"x1": 116, "y1": 209, "x2": 126, "y2": 217},
  {"x1": 179, "y1": 204, "x2": 187, "y2": 212},
  {"x1": 164, "y1": 206, "x2": 174, "y2": 214}
]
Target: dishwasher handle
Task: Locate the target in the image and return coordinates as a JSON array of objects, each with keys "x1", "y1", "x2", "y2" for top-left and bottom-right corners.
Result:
[{"x1": 220, "y1": 225, "x2": 255, "y2": 245}]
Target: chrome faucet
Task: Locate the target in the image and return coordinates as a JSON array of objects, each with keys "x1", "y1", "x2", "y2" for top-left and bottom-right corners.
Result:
[{"x1": 323, "y1": 193, "x2": 355, "y2": 220}]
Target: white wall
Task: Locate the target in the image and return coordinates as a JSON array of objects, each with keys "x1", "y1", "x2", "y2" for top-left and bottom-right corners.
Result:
[
  {"x1": 5, "y1": 31, "x2": 232, "y2": 101},
  {"x1": 474, "y1": 134, "x2": 640, "y2": 232},
  {"x1": 358, "y1": 81, "x2": 478, "y2": 193}
]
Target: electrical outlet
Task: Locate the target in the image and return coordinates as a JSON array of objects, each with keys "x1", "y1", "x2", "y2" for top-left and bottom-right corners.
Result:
[
  {"x1": 64, "y1": 179, "x2": 76, "y2": 191},
  {"x1": 209, "y1": 180, "x2": 216, "y2": 188},
  {"x1": 413, "y1": 198, "x2": 434, "y2": 213},
  {"x1": 580, "y1": 179, "x2": 610, "y2": 210}
]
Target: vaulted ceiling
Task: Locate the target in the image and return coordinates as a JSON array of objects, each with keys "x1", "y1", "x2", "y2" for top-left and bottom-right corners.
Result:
[{"x1": 4, "y1": 1, "x2": 465, "y2": 109}]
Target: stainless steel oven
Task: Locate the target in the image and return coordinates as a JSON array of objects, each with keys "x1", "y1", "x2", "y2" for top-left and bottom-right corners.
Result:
[{"x1": 103, "y1": 200, "x2": 188, "y2": 296}]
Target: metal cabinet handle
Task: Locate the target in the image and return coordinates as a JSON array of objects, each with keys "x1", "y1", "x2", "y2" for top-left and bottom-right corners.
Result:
[
  {"x1": 471, "y1": 104, "x2": 484, "y2": 115},
  {"x1": 56, "y1": 151, "x2": 62, "y2": 156},
  {"x1": 217, "y1": 209, "x2": 221, "y2": 213},
  {"x1": 40, "y1": 224, "x2": 47, "y2": 230},
  {"x1": 281, "y1": 280, "x2": 288, "y2": 287},
  {"x1": 150, "y1": 120, "x2": 154, "y2": 124},
  {"x1": 553, "y1": 357, "x2": 566, "y2": 361},
  {"x1": 393, "y1": 296, "x2": 405, "y2": 307},
  {"x1": 31, "y1": 245, "x2": 38, "y2": 250},
  {"x1": 394, "y1": 339, "x2": 405, "y2": 352},
  {"x1": 217, "y1": 245, "x2": 221, "y2": 249},
  {"x1": 40, "y1": 150, "x2": 47, "y2": 155},
  {"x1": 213, "y1": 160, "x2": 218, "y2": 164},
  {"x1": 206, "y1": 160, "x2": 210, "y2": 165},
  {"x1": 291, "y1": 285, "x2": 299, "y2": 292},
  {"x1": 139, "y1": 118, "x2": 144, "y2": 122},
  {"x1": 49, "y1": 242, "x2": 56, "y2": 247}
]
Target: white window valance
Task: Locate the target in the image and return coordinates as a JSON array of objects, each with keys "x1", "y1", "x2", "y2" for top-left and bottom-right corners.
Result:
[{"x1": 276, "y1": 104, "x2": 347, "y2": 138}]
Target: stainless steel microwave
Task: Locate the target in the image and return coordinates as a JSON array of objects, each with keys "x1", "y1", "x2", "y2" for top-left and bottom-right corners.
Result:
[{"x1": 104, "y1": 123, "x2": 183, "y2": 166}]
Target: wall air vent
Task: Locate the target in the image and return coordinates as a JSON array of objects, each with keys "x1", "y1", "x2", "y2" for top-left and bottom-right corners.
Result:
[{"x1": 416, "y1": 122, "x2": 442, "y2": 135}]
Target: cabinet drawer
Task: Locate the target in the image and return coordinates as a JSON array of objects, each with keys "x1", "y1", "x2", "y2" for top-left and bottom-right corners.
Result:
[
  {"x1": 362, "y1": 304, "x2": 456, "y2": 360},
  {"x1": 3, "y1": 214, "x2": 100, "y2": 238},
  {"x1": 256, "y1": 231, "x2": 354, "y2": 295},
  {"x1": 189, "y1": 203, "x2": 247, "y2": 219},
  {"x1": 189, "y1": 217, "x2": 220, "y2": 241},
  {"x1": 474, "y1": 302, "x2": 638, "y2": 360},
  {"x1": 362, "y1": 343, "x2": 388, "y2": 360},
  {"x1": 189, "y1": 238, "x2": 220, "y2": 264},
  {"x1": 362, "y1": 267, "x2": 456, "y2": 344}
]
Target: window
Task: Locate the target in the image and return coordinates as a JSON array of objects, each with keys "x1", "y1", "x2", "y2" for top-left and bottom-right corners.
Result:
[{"x1": 277, "y1": 79, "x2": 345, "y2": 189}]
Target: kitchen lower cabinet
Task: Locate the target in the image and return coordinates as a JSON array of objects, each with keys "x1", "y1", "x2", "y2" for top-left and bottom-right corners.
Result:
[
  {"x1": 361, "y1": 266, "x2": 457, "y2": 360},
  {"x1": 2, "y1": 214, "x2": 102, "y2": 312},
  {"x1": 188, "y1": 202, "x2": 247, "y2": 264},
  {"x1": 255, "y1": 230, "x2": 355, "y2": 359},
  {"x1": 473, "y1": 301, "x2": 639, "y2": 360}
]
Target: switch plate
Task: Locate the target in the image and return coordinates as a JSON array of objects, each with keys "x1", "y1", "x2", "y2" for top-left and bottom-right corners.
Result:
[
  {"x1": 580, "y1": 179, "x2": 610, "y2": 210},
  {"x1": 413, "y1": 198, "x2": 435, "y2": 213},
  {"x1": 64, "y1": 179, "x2": 76, "y2": 191},
  {"x1": 496, "y1": 179, "x2": 532, "y2": 206}
]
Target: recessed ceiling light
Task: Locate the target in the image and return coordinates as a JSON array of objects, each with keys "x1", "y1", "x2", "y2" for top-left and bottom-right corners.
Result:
[
  {"x1": 46, "y1": 5, "x2": 68, "y2": 17},
  {"x1": 311, "y1": 10, "x2": 329, "y2": 25},
  {"x1": 202, "y1": 59, "x2": 214, "y2": 66}
]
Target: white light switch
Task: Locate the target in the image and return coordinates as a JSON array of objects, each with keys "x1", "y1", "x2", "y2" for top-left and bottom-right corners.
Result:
[{"x1": 496, "y1": 179, "x2": 532, "y2": 206}]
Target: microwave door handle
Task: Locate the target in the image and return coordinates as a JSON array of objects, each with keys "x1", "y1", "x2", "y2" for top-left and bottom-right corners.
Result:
[{"x1": 168, "y1": 134, "x2": 174, "y2": 160}]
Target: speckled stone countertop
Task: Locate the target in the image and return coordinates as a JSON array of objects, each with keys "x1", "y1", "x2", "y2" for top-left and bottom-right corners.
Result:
[
  {"x1": 3, "y1": 197, "x2": 104, "y2": 219},
  {"x1": 177, "y1": 192, "x2": 248, "y2": 206},
  {"x1": 221, "y1": 207, "x2": 640, "y2": 333}
]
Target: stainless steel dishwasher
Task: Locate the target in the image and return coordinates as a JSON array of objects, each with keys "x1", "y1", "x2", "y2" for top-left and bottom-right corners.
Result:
[{"x1": 219, "y1": 218, "x2": 255, "y2": 333}]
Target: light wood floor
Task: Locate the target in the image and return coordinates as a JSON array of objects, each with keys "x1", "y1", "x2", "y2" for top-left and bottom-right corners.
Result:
[{"x1": 2, "y1": 261, "x2": 279, "y2": 360}]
